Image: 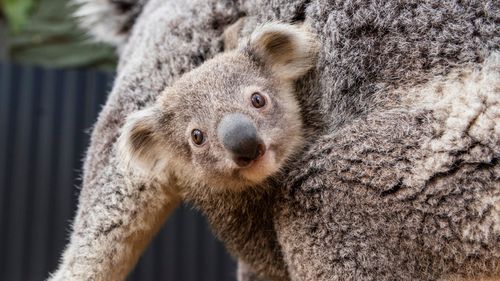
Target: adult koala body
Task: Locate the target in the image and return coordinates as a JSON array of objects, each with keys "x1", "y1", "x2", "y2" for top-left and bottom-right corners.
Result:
[{"x1": 50, "y1": 0, "x2": 499, "y2": 281}]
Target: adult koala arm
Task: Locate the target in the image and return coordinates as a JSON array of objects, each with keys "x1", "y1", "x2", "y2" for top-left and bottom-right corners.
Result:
[{"x1": 48, "y1": 0, "x2": 241, "y2": 280}]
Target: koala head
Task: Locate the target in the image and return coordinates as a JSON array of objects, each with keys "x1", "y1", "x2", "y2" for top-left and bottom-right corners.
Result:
[{"x1": 118, "y1": 22, "x2": 318, "y2": 191}]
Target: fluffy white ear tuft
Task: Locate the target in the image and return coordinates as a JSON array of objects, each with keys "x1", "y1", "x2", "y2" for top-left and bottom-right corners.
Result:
[
  {"x1": 73, "y1": 0, "x2": 144, "y2": 47},
  {"x1": 248, "y1": 22, "x2": 319, "y2": 81},
  {"x1": 117, "y1": 106, "x2": 164, "y2": 176}
]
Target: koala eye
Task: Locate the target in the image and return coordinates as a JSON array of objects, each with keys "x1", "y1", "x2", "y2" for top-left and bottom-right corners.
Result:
[
  {"x1": 191, "y1": 129, "x2": 205, "y2": 145},
  {"x1": 251, "y1": 92, "x2": 266, "y2": 108}
]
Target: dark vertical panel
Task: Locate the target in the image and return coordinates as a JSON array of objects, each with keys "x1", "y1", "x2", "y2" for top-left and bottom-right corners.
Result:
[
  {"x1": 196, "y1": 211, "x2": 207, "y2": 280},
  {"x1": 0, "y1": 62, "x2": 9, "y2": 185},
  {"x1": 83, "y1": 70, "x2": 98, "y2": 140},
  {"x1": 162, "y1": 207, "x2": 181, "y2": 280},
  {"x1": 46, "y1": 68, "x2": 65, "y2": 271},
  {"x1": 22, "y1": 66, "x2": 44, "y2": 281},
  {"x1": 5, "y1": 65, "x2": 34, "y2": 281},
  {"x1": 72, "y1": 69, "x2": 87, "y2": 184},
  {"x1": 0, "y1": 62, "x2": 11, "y2": 278},
  {"x1": 139, "y1": 238, "x2": 155, "y2": 281},
  {"x1": 27, "y1": 68, "x2": 57, "y2": 281},
  {"x1": 201, "y1": 215, "x2": 221, "y2": 280},
  {"x1": 57, "y1": 69, "x2": 78, "y2": 220},
  {"x1": 182, "y1": 205, "x2": 199, "y2": 281}
]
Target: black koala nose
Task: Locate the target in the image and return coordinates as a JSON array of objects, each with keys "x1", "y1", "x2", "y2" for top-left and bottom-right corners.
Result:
[{"x1": 217, "y1": 113, "x2": 265, "y2": 167}]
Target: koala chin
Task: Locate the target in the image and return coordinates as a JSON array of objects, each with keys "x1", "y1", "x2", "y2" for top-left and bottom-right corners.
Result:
[{"x1": 118, "y1": 22, "x2": 319, "y2": 192}]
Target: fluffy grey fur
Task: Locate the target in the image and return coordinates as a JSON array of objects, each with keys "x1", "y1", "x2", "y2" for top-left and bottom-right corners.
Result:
[{"x1": 49, "y1": 0, "x2": 499, "y2": 280}]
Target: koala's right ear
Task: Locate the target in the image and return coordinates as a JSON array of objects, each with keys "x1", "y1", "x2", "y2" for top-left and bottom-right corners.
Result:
[
  {"x1": 247, "y1": 22, "x2": 319, "y2": 81},
  {"x1": 117, "y1": 106, "x2": 165, "y2": 175}
]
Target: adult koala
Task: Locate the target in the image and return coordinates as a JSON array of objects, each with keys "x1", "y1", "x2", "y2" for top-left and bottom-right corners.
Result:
[{"x1": 50, "y1": 0, "x2": 499, "y2": 280}]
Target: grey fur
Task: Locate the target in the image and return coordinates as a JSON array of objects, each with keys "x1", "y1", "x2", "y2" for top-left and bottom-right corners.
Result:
[{"x1": 49, "y1": 0, "x2": 499, "y2": 281}]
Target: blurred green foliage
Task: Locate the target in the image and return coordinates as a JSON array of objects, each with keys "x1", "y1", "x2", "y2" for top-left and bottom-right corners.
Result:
[
  {"x1": 1, "y1": 0, "x2": 33, "y2": 31},
  {"x1": 1, "y1": 0, "x2": 117, "y2": 69}
]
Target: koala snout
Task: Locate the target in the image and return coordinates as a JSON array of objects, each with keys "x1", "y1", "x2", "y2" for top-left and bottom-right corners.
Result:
[{"x1": 217, "y1": 113, "x2": 266, "y2": 167}]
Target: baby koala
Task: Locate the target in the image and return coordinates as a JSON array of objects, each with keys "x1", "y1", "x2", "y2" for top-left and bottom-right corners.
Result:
[{"x1": 118, "y1": 22, "x2": 318, "y2": 192}]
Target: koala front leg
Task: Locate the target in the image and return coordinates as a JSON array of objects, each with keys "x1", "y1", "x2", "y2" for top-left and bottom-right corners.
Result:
[{"x1": 48, "y1": 161, "x2": 180, "y2": 281}]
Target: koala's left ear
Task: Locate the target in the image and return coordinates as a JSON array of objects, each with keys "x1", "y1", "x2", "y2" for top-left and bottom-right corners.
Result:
[{"x1": 248, "y1": 22, "x2": 319, "y2": 81}]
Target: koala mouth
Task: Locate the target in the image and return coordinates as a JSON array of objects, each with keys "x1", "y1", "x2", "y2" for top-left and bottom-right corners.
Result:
[
  {"x1": 234, "y1": 143, "x2": 266, "y2": 168},
  {"x1": 237, "y1": 145, "x2": 279, "y2": 183}
]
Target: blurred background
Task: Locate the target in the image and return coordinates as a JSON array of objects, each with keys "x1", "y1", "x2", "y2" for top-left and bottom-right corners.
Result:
[{"x1": 0, "y1": 0, "x2": 237, "y2": 280}]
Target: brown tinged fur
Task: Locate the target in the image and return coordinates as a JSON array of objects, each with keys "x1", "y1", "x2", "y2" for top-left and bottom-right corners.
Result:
[{"x1": 49, "y1": 0, "x2": 499, "y2": 280}]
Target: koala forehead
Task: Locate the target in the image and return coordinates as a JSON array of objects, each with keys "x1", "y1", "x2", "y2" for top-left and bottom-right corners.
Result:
[{"x1": 158, "y1": 52, "x2": 277, "y2": 120}]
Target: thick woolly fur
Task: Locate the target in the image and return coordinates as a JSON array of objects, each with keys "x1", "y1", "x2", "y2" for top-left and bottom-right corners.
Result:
[
  {"x1": 275, "y1": 53, "x2": 500, "y2": 281},
  {"x1": 50, "y1": 0, "x2": 499, "y2": 281}
]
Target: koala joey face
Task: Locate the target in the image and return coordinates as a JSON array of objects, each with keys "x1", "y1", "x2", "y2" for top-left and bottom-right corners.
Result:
[
  {"x1": 118, "y1": 22, "x2": 318, "y2": 191},
  {"x1": 154, "y1": 58, "x2": 303, "y2": 189}
]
